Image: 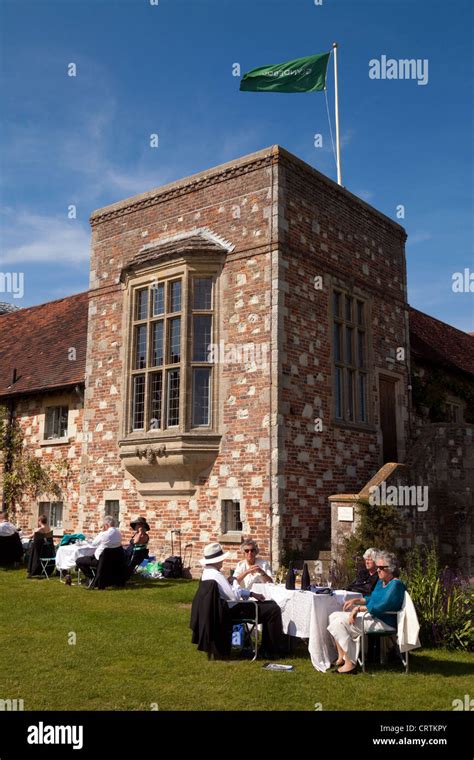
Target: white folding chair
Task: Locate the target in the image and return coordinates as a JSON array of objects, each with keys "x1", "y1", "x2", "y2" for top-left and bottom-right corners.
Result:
[{"x1": 357, "y1": 593, "x2": 420, "y2": 674}]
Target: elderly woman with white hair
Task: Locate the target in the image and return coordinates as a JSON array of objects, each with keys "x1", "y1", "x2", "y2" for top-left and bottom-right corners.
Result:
[
  {"x1": 327, "y1": 551, "x2": 406, "y2": 674},
  {"x1": 346, "y1": 547, "x2": 379, "y2": 596},
  {"x1": 233, "y1": 538, "x2": 273, "y2": 590}
]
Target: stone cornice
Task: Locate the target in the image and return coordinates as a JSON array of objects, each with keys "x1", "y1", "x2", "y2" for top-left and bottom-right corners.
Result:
[{"x1": 89, "y1": 147, "x2": 278, "y2": 227}]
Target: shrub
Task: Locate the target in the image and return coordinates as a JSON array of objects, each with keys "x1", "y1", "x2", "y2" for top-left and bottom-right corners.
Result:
[
  {"x1": 331, "y1": 498, "x2": 404, "y2": 588},
  {"x1": 401, "y1": 545, "x2": 474, "y2": 651}
]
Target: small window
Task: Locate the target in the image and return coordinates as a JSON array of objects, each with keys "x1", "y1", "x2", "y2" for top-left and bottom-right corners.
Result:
[
  {"x1": 332, "y1": 290, "x2": 368, "y2": 424},
  {"x1": 45, "y1": 406, "x2": 68, "y2": 440},
  {"x1": 193, "y1": 278, "x2": 213, "y2": 310},
  {"x1": 445, "y1": 402, "x2": 462, "y2": 423},
  {"x1": 169, "y1": 280, "x2": 182, "y2": 313},
  {"x1": 135, "y1": 289, "x2": 148, "y2": 321},
  {"x1": 152, "y1": 282, "x2": 165, "y2": 316},
  {"x1": 222, "y1": 500, "x2": 242, "y2": 533},
  {"x1": 39, "y1": 501, "x2": 63, "y2": 529},
  {"x1": 105, "y1": 500, "x2": 120, "y2": 524},
  {"x1": 192, "y1": 368, "x2": 211, "y2": 426}
]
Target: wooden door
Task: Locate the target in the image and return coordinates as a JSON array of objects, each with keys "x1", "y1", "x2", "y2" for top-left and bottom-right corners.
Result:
[{"x1": 379, "y1": 377, "x2": 398, "y2": 463}]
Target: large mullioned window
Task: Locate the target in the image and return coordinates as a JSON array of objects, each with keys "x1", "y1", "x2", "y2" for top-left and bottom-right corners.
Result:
[
  {"x1": 130, "y1": 276, "x2": 214, "y2": 433},
  {"x1": 333, "y1": 290, "x2": 368, "y2": 424}
]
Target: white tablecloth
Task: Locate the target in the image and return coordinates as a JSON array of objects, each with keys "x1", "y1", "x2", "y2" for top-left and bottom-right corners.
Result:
[
  {"x1": 252, "y1": 583, "x2": 359, "y2": 672},
  {"x1": 55, "y1": 543, "x2": 96, "y2": 571}
]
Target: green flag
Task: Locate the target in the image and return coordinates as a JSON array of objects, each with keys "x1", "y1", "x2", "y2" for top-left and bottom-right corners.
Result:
[{"x1": 240, "y1": 52, "x2": 330, "y2": 93}]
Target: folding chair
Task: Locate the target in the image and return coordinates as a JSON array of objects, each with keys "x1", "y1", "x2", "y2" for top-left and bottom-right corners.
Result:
[
  {"x1": 228, "y1": 599, "x2": 259, "y2": 661},
  {"x1": 39, "y1": 553, "x2": 57, "y2": 580},
  {"x1": 357, "y1": 610, "x2": 410, "y2": 673}
]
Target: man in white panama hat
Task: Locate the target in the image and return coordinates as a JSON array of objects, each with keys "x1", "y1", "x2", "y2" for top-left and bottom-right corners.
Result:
[{"x1": 200, "y1": 542, "x2": 285, "y2": 657}]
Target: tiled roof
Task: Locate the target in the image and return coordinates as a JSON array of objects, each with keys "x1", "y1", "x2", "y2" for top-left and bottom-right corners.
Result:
[
  {"x1": 0, "y1": 292, "x2": 88, "y2": 398},
  {"x1": 409, "y1": 306, "x2": 474, "y2": 378}
]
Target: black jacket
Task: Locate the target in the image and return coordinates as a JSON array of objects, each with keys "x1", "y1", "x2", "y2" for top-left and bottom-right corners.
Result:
[
  {"x1": 346, "y1": 567, "x2": 379, "y2": 596},
  {"x1": 190, "y1": 580, "x2": 232, "y2": 658},
  {"x1": 27, "y1": 532, "x2": 55, "y2": 576},
  {"x1": 0, "y1": 532, "x2": 24, "y2": 566},
  {"x1": 91, "y1": 546, "x2": 127, "y2": 589}
]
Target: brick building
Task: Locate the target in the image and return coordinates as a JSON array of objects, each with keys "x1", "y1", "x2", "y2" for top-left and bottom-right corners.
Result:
[{"x1": 1, "y1": 146, "x2": 472, "y2": 571}]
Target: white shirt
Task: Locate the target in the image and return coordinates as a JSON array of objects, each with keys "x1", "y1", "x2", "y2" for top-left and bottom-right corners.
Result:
[
  {"x1": 91, "y1": 527, "x2": 122, "y2": 560},
  {"x1": 201, "y1": 566, "x2": 250, "y2": 601},
  {"x1": 0, "y1": 521, "x2": 18, "y2": 537},
  {"x1": 234, "y1": 558, "x2": 272, "y2": 589}
]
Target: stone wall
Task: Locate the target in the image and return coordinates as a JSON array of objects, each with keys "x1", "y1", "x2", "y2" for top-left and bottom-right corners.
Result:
[
  {"x1": 82, "y1": 148, "x2": 280, "y2": 569},
  {"x1": 0, "y1": 391, "x2": 84, "y2": 535},
  {"x1": 278, "y1": 149, "x2": 410, "y2": 557},
  {"x1": 330, "y1": 425, "x2": 474, "y2": 575}
]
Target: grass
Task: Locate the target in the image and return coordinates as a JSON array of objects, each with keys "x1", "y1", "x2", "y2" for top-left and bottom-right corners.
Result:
[{"x1": 1, "y1": 567, "x2": 473, "y2": 711}]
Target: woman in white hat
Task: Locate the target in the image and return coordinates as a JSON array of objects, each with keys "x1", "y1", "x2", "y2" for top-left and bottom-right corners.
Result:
[{"x1": 200, "y1": 542, "x2": 285, "y2": 658}]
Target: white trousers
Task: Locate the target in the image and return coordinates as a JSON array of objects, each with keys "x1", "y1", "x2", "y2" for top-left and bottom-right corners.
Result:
[{"x1": 327, "y1": 611, "x2": 395, "y2": 665}]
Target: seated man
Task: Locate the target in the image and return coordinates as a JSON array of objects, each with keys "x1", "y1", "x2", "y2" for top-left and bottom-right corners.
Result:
[
  {"x1": 76, "y1": 516, "x2": 122, "y2": 582},
  {"x1": 328, "y1": 551, "x2": 406, "y2": 674},
  {"x1": 200, "y1": 542, "x2": 285, "y2": 658},
  {"x1": 0, "y1": 511, "x2": 19, "y2": 537},
  {"x1": 233, "y1": 538, "x2": 273, "y2": 590},
  {"x1": 0, "y1": 511, "x2": 24, "y2": 566},
  {"x1": 346, "y1": 547, "x2": 379, "y2": 595}
]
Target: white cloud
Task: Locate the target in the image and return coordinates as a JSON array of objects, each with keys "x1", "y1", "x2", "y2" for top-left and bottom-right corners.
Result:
[
  {"x1": 407, "y1": 231, "x2": 432, "y2": 245},
  {"x1": 0, "y1": 209, "x2": 90, "y2": 265}
]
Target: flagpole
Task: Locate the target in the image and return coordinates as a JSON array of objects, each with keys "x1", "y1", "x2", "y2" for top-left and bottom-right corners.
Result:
[{"x1": 332, "y1": 42, "x2": 342, "y2": 186}]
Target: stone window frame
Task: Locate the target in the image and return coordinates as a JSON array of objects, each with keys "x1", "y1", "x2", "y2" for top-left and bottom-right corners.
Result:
[
  {"x1": 331, "y1": 285, "x2": 372, "y2": 428},
  {"x1": 222, "y1": 498, "x2": 243, "y2": 533},
  {"x1": 38, "y1": 499, "x2": 63, "y2": 529},
  {"x1": 121, "y1": 253, "x2": 224, "y2": 443},
  {"x1": 104, "y1": 499, "x2": 121, "y2": 525},
  {"x1": 39, "y1": 400, "x2": 71, "y2": 446},
  {"x1": 217, "y1": 488, "x2": 246, "y2": 543},
  {"x1": 445, "y1": 397, "x2": 464, "y2": 423}
]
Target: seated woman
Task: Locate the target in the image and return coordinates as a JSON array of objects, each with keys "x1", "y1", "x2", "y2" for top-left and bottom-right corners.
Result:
[
  {"x1": 26, "y1": 515, "x2": 55, "y2": 577},
  {"x1": 125, "y1": 516, "x2": 150, "y2": 574},
  {"x1": 327, "y1": 551, "x2": 405, "y2": 674},
  {"x1": 233, "y1": 538, "x2": 273, "y2": 590},
  {"x1": 346, "y1": 547, "x2": 379, "y2": 595}
]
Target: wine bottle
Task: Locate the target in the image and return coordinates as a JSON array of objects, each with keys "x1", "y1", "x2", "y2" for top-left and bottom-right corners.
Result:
[
  {"x1": 285, "y1": 561, "x2": 295, "y2": 590},
  {"x1": 301, "y1": 562, "x2": 311, "y2": 590}
]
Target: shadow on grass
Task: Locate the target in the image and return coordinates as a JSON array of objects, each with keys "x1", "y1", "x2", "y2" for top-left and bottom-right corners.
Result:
[
  {"x1": 126, "y1": 577, "x2": 195, "y2": 590},
  {"x1": 407, "y1": 651, "x2": 474, "y2": 677}
]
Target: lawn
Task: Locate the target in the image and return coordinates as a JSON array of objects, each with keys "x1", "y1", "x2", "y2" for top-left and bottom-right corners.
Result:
[{"x1": 1, "y1": 568, "x2": 473, "y2": 711}]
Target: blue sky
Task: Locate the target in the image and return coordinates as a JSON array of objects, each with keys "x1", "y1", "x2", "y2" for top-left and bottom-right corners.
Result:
[{"x1": 0, "y1": 0, "x2": 472, "y2": 331}]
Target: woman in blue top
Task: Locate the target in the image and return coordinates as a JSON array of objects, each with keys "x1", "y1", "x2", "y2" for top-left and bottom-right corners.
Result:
[{"x1": 327, "y1": 551, "x2": 405, "y2": 674}]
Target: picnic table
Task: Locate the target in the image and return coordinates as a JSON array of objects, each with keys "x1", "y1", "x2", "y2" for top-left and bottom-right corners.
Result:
[{"x1": 252, "y1": 583, "x2": 359, "y2": 671}]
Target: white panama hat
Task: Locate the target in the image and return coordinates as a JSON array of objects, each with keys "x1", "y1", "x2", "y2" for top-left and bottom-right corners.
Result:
[{"x1": 199, "y1": 542, "x2": 230, "y2": 566}]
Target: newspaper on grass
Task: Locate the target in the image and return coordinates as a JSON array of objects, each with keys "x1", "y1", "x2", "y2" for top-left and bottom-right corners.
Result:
[{"x1": 262, "y1": 663, "x2": 294, "y2": 671}]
